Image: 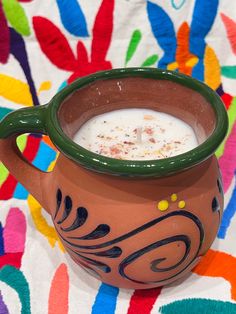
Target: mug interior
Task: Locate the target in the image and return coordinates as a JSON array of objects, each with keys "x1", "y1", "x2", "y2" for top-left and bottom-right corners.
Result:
[{"x1": 58, "y1": 77, "x2": 216, "y2": 146}]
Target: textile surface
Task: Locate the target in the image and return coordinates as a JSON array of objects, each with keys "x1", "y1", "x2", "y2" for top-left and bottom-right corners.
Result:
[{"x1": 0, "y1": 1, "x2": 236, "y2": 313}]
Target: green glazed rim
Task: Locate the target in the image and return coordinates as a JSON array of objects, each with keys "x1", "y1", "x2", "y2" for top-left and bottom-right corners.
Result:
[
  {"x1": 0, "y1": 68, "x2": 229, "y2": 177},
  {"x1": 48, "y1": 68, "x2": 228, "y2": 177}
]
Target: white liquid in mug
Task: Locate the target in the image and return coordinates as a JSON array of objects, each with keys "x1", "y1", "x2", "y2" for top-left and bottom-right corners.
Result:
[{"x1": 73, "y1": 109, "x2": 198, "y2": 160}]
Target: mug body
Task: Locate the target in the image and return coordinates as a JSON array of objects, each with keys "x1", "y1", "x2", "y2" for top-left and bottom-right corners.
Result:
[{"x1": 45, "y1": 153, "x2": 223, "y2": 289}]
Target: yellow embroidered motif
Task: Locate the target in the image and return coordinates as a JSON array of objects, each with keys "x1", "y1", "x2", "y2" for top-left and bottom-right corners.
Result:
[
  {"x1": 185, "y1": 56, "x2": 199, "y2": 67},
  {"x1": 0, "y1": 73, "x2": 33, "y2": 106},
  {"x1": 204, "y1": 45, "x2": 221, "y2": 90},
  {"x1": 167, "y1": 61, "x2": 178, "y2": 70},
  {"x1": 27, "y1": 194, "x2": 65, "y2": 252},
  {"x1": 38, "y1": 81, "x2": 52, "y2": 94}
]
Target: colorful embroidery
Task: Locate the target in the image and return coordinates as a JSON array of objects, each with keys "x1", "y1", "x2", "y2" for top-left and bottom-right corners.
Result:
[
  {"x1": 48, "y1": 263, "x2": 69, "y2": 314},
  {"x1": 0, "y1": 1, "x2": 235, "y2": 312}
]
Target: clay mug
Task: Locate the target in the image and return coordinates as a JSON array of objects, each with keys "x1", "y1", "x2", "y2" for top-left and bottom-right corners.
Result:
[{"x1": 0, "y1": 68, "x2": 228, "y2": 289}]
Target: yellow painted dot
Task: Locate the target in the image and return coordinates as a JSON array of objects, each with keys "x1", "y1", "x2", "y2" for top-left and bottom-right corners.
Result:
[
  {"x1": 178, "y1": 200, "x2": 186, "y2": 209},
  {"x1": 171, "y1": 193, "x2": 177, "y2": 202},
  {"x1": 157, "y1": 200, "x2": 169, "y2": 211}
]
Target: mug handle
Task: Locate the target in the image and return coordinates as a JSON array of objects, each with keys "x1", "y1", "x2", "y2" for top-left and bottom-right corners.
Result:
[{"x1": 0, "y1": 105, "x2": 50, "y2": 211}]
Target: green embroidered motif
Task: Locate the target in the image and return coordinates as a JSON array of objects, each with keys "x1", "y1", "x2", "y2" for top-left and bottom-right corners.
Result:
[
  {"x1": 2, "y1": 0, "x2": 31, "y2": 36},
  {"x1": 125, "y1": 29, "x2": 142, "y2": 65},
  {"x1": 160, "y1": 298, "x2": 236, "y2": 314},
  {"x1": 0, "y1": 266, "x2": 30, "y2": 314},
  {"x1": 141, "y1": 54, "x2": 159, "y2": 67}
]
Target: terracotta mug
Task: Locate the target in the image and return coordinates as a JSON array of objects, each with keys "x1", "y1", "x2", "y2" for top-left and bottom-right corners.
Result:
[{"x1": 0, "y1": 68, "x2": 228, "y2": 289}]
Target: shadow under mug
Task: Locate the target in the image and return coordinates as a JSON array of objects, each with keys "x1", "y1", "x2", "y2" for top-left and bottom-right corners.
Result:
[{"x1": 0, "y1": 68, "x2": 228, "y2": 289}]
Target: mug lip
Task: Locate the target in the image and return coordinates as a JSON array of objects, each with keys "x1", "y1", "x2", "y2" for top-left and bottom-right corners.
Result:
[{"x1": 46, "y1": 67, "x2": 228, "y2": 177}]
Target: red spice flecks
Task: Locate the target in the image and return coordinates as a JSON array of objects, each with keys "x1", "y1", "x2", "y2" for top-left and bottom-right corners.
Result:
[
  {"x1": 144, "y1": 127, "x2": 154, "y2": 135},
  {"x1": 99, "y1": 147, "x2": 109, "y2": 155},
  {"x1": 110, "y1": 145, "x2": 122, "y2": 155},
  {"x1": 149, "y1": 138, "x2": 156, "y2": 143},
  {"x1": 123, "y1": 141, "x2": 135, "y2": 145}
]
